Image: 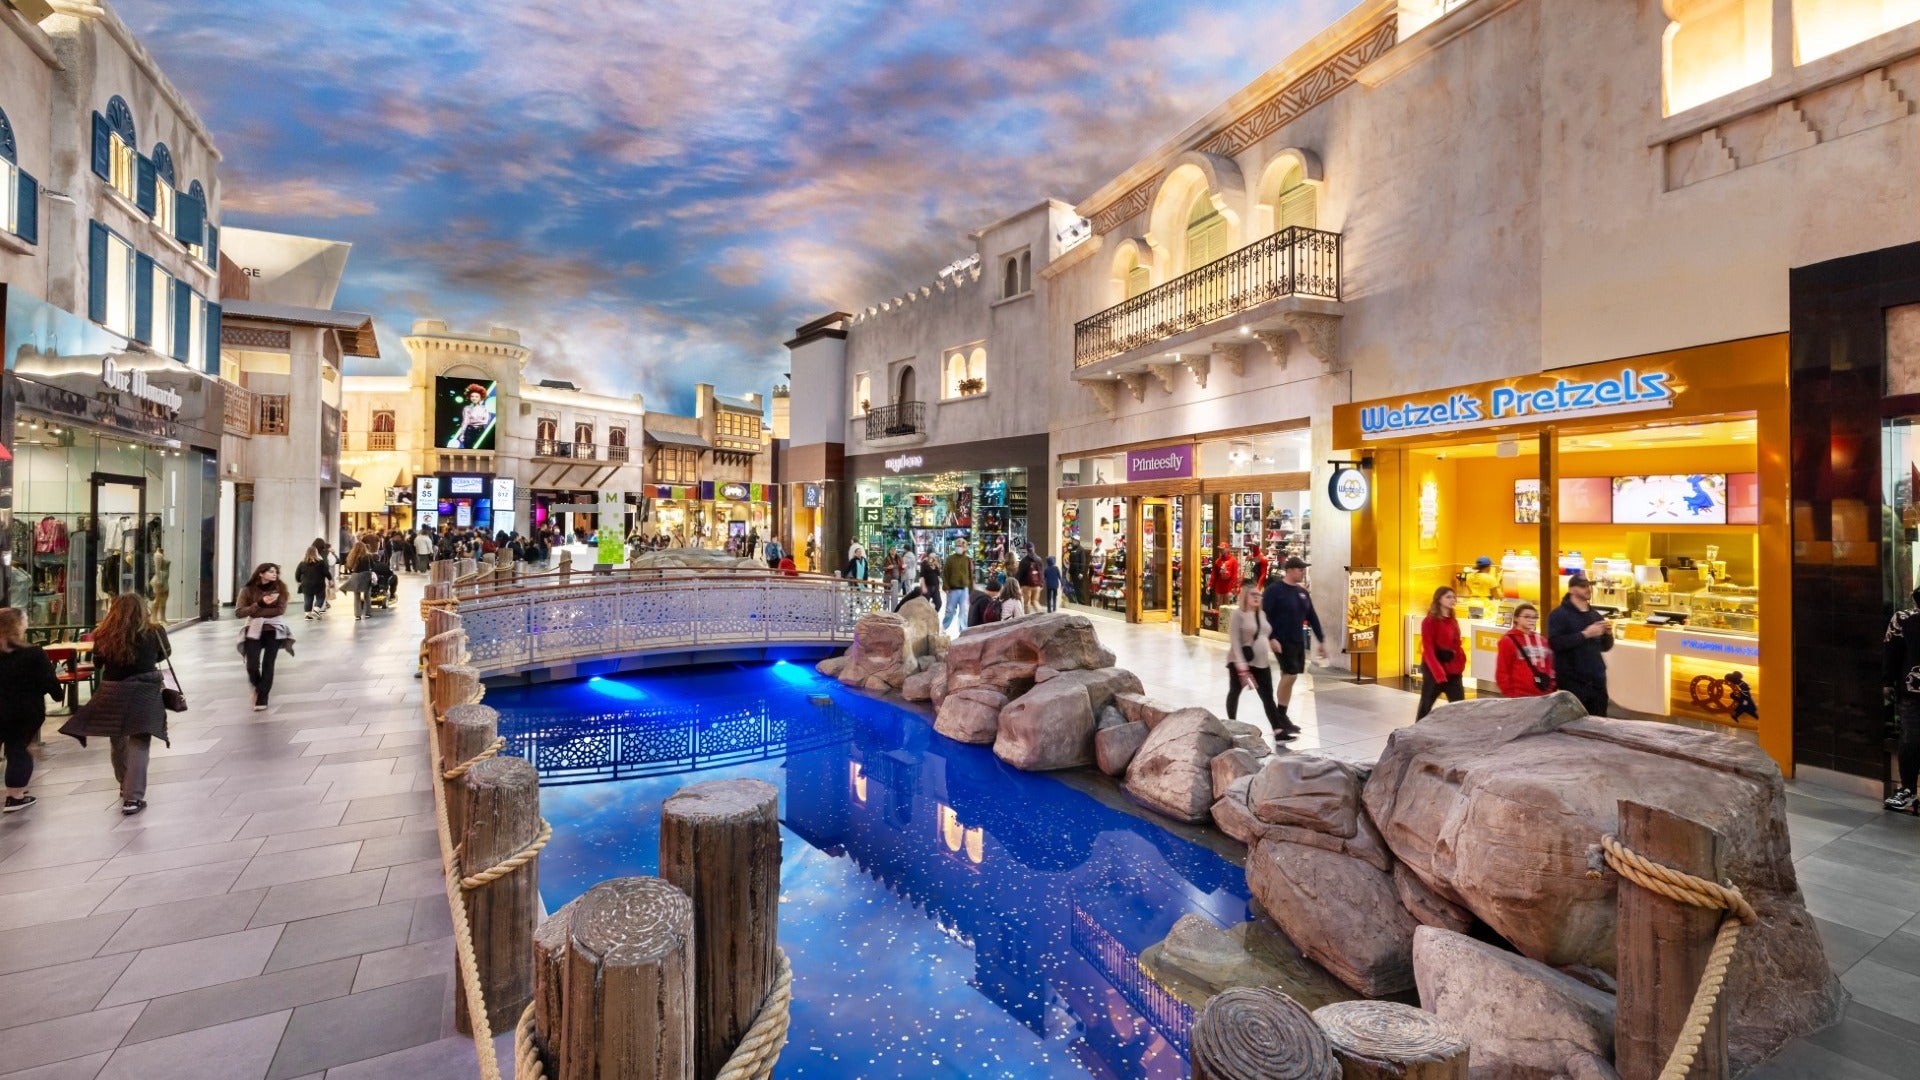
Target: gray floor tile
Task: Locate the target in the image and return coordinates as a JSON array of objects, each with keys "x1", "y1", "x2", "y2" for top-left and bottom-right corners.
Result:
[
  {"x1": 252, "y1": 817, "x2": 399, "y2": 855},
  {"x1": 0, "y1": 880, "x2": 120, "y2": 932},
  {"x1": 0, "y1": 911, "x2": 133, "y2": 977},
  {"x1": 123, "y1": 958, "x2": 359, "y2": 1045},
  {"x1": 1742, "y1": 1037, "x2": 1902, "y2": 1079},
  {"x1": 1841, "y1": 958, "x2": 1920, "y2": 1027},
  {"x1": 91, "y1": 838, "x2": 268, "y2": 881},
  {"x1": 0, "y1": 830, "x2": 135, "y2": 874},
  {"x1": 379, "y1": 858, "x2": 448, "y2": 904},
  {"x1": 98, "y1": 889, "x2": 268, "y2": 955},
  {"x1": 351, "y1": 936, "x2": 454, "y2": 993},
  {"x1": 1818, "y1": 917, "x2": 1885, "y2": 973},
  {"x1": 336, "y1": 791, "x2": 433, "y2": 825},
  {"x1": 287, "y1": 725, "x2": 368, "y2": 743},
  {"x1": 0, "y1": 1050, "x2": 114, "y2": 1079},
  {"x1": 0, "y1": 953, "x2": 137, "y2": 1030},
  {"x1": 303, "y1": 760, "x2": 399, "y2": 788},
  {"x1": 264, "y1": 901, "x2": 414, "y2": 973},
  {"x1": 95, "y1": 1010, "x2": 291, "y2": 1080},
  {"x1": 408, "y1": 894, "x2": 454, "y2": 945},
  {"x1": 93, "y1": 858, "x2": 252, "y2": 914},
  {"x1": 320, "y1": 773, "x2": 423, "y2": 805},
  {"x1": 266, "y1": 975, "x2": 451, "y2": 1079},
  {"x1": 317, "y1": 1035, "x2": 483, "y2": 1080},
  {"x1": 98, "y1": 924, "x2": 284, "y2": 1007},
  {"x1": 1810, "y1": 1008, "x2": 1920, "y2": 1080},
  {"x1": 105, "y1": 795, "x2": 241, "y2": 831},
  {"x1": 230, "y1": 803, "x2": 354, "y2": 843},
  {"x1": 1802, "y1": 881, "x2": 1920, "y2": 938},
  {"x1": 0, "y1": 1003, "x2": 144, "y2": 1074},
  {"x1": 298, "y1": 735, "x2": 387, "y2": 758},
  {"x1": 0, "y1": 861, "x2": 110, "y2": 898},
  {"x1": 249, "y1": 869, "x2": 390, "y2": 927},
  {"x1": 110, "y1": 815, "x2": 248, "y2": 855},
  {"x1": 222, "y1": 786, "x2": 330, "y2": 816},
  {"x1": 231, "y1": 842, "x2": 365, "y2": 892},
  {"x1": 349, "y1": 831, "x2": 440, "y2": 872}
]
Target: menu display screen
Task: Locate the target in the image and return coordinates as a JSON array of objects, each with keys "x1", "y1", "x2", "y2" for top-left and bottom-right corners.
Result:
[{"x1": 1612, "y1": 474, "x2": 1728, "y2": 525}]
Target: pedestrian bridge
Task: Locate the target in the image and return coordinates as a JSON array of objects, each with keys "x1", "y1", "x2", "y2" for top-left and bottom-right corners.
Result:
[{"x1": 445, "y1": 567, "x2": 891, "y2": 682}]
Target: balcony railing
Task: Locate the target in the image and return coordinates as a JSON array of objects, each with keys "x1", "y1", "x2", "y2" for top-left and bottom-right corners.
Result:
[
  {"x1": 536, "y1": 438, "x2": 598, "y2": 459},
  {"x1": 1073, "y1": 225, "x2": 1341, "y2": 367},
  {"x1": 865, "y1": 400, "x2": 927, "y2": 441},
  {"x1": 606, "y1": 444, "x2": 629, "y2": 463},
  {"x1": 367, "y1": 431, "x2": 396, "y2": 451},
  {"x1": 572, "y1": 442, "x2": 597, "y2": 459}
]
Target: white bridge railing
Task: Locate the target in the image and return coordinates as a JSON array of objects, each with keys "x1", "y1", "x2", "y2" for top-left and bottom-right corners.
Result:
[{"x1": 450, "y1": 569, "x2": 891, "y2": 677}]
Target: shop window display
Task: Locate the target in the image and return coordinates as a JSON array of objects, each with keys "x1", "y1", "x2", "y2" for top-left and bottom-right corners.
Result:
[{"x1": 858, "y1": 470, "x2": 1028, "y2": 582}]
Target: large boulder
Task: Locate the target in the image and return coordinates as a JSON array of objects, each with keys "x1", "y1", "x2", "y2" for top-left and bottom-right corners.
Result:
[
  {"x1": 1394, "y1": 863, "x2": 1473, "y2": 933},
  {"x1": 1211, "y1": 778, "x2": 1391, "y2": 872},
  {"x1": 895, "y1": 597, "x2": 945, "y2": 664},
  {"x1": 945, "y1": 613, "x2": 1115, "y2": 699},
  {"x1": 1095, "y1": 721, "x2": 1149, "y2": 776},
  {"x1": 1246, "y1": 839, "x2": 1418, "y2": 996},
  {"x1": 1414, "y1": 926, "x2": 1615, "y2": 1080},
  {"x1": 902, "y1": 661, "x2": 946, "y2": 703},
  {"x1": 1363, "y1": 692, "x2": 1841, "y2": 1070},
  {"x1": 1138, "y1": 914, "x2": 1354, "y2": 1013},
  {"x1": 1249, "y1": 754, "x2": 1365, "y2": 837},
  {"x1": 994, "y1": 667, "x2": 1142, "y2": 772},
  {"x1": 1114, "y1": 692, "x2": 1181, "y2": 729},
  {"x1": 1210, "y1": 748, "x2": 1261, "y2": 799},
  {"x1": 934, "y1": 687, "x2": 1006, "y2": 744},
  {"x1": 835, "y1": 613, "x2": 912, "y2": 687},
  {"x1": 1124, "y1": 708, "x2": 1233, "y2": 824},
  {"x1": 1220, "y1": 718, "x2": 1274, "y2": 760}
]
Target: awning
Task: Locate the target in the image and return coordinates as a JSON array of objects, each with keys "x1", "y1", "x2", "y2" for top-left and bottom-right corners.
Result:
[
  {"x1": 645, "y1": 429, "x2": 711, "y2": 449},
  {"x1": 222, "y1": 300, "x2": 381, "y2": 358},
  {"x1": 340, "y1": 473, "x2": 363, "y2": 490}
]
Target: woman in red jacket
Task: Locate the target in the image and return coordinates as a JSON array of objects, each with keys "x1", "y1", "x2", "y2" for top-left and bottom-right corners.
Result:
[
  {"x1": 1418, "y1": 586, "x2": 1467, "y2": 720},
  {"x1": 1495, "y1": 602, "x2": 1556, "y2": 698}
]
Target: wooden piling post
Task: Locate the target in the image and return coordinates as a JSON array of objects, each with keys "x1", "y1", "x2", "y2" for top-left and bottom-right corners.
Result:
[
  {"x1": 433, "y1": 661, "x2": 480, "y2": 717},
  {"x1": 458, "y1": 756, "x2": 542, "y2": 1036},
  {"x1": 1615, "y1": 800, "x2": 1727, "y2": 1080},
  {"x1": 548, "y1": 877, "x2": 696, "y2": 1080},
  {"x1": 1312, "y1": 1000, "x2": 1469, "y2": 1079},
  {"x1": 559, "y1": 549, "x2": 574, "y2": 584},
  {"x1": 1191, "y1": 987, "x2": 1338, "y2": 1080},
  {"x1": 440, "y1": 703, "x2": 499, "y2": 840},
  {"x1": 660, "y1": 779, "x2": 781, "y2": 1080}
]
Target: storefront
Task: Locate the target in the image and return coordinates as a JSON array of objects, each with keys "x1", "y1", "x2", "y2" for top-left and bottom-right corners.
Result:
[
  {"x1": 634, "y1": 482, "x2": 770, "y2": 548},
  {"x1": 1055, "y1": 424, "x2": 1315, "y2": 634},
  {"x1": 3, "y1": 289, "x2": 224, "y2": 632},
  {"x1": 844, "y1": 435, "x2": 1048, "y2": 583},
  {"x1": 1331, "y1": 338, "x2": 1791, "y2": 768}
]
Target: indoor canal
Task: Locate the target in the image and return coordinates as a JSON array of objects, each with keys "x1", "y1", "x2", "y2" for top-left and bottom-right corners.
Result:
[{"x1": 486, "y1": 661, "x2": 1338, "y2": 1078}]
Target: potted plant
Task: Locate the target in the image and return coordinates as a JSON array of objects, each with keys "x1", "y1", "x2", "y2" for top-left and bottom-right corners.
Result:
[{"x1": 957, "y1": 377, "x2": 985, "y2": 396}]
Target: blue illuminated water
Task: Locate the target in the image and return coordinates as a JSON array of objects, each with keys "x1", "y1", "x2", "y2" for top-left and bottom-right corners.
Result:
[{"x1": 487, "y1": 662, "x2": 1256, "y2": 1078}]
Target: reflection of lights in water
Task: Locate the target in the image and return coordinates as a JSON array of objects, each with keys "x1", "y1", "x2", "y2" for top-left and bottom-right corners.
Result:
[
  {"x1": 849, "y1": 761, "x2": 867, "y2": 803},
  {"x1": 936, "y1": 803, "x2": 986, "y2": 865},
  {"x1": 770, "y1": 658, "x2": 815, "y2": 686},
  {"x1": 587, "y1": 676, "x2": 645, "y2": 701}
]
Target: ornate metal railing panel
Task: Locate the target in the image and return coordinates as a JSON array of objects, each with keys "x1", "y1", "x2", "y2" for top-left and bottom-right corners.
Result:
[
  {"x1": 1069, "y1": 901, "x2": 1195, "y2": 1056},
  {"x1": 454, "y1": 571, "x2": 891, "y2": 676},
  {"x1": 499, "y1": 699, "x2": 860, "y2": 786},
  {"x1": 1073, "y1": 226, "x2": 1340, "y2": 367},
  {"x1": 864, "y1": 400, "x2": 926, "y2": 441}
]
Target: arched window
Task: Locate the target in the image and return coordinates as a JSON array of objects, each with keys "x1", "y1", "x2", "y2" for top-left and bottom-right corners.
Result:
[
  {"x1": 0, "y1": 108, "x2": 15, "y2": 164},
  {"x1": 1273, "y1": 164, "x2": 1315, "y2": 232},
  {"x1": 1794, "y1": 0, "x2": 1920, "y2": 63},
  {"x1": 100, "y1": 96, "x2": 138, "y2": 203},
  {"x1": 854, "y1": 374, "x2": 872, "y2": 415},
  {"x1": 943, "y1": 344, "x2": 988, "y2": 398},
  {"x1": 537, "y1": 417, "x2": 558, "y2": 449},
  {"x1": 895, "y1": 365, "x2": 917, "y2": 404},
  {"x1": 105, "y1": 96, "x2": 136, "y2": 147},
  {"x1": 185, "y1": 179, "x2": 216, "y2": 265},
  {"x1": 1003, "y1": 257, "x2": 1020, "y2": 298},
  {"x1": 150, "y1": 143, "x2": 174, "y2": 185},
  {"x1": 608, "y1": 427, "x2": 627, "y2": 448},
  {"x1": 0, "y1": 107, "x2": 27, "y2": 242},
  {"x1": 574, "y1": 421, "x2": 594, "y2": 445},
  {"x1": 1186, "y1": 193, "x2": 1228, "y2": 270},
  {"x1": 1019, "y1": 251, "x2": 1031, "y2": 294},
  {"x1": 150, "y1": 142, "x2": 177, "y2": 234},
  {"x1": 372, "y1": 410, "x2": 396, "y2": 432}
]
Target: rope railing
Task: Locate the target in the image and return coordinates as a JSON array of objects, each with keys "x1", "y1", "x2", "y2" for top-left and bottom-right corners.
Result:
[{"x1": 1594, "y1": 833, "x2": 1758, "y2": 1080}]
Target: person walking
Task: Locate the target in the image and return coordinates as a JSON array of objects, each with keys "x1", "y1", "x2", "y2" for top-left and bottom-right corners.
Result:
[
  {"x1": 1884, "y1": 588, "x2": 1920, "y2": 814},
  {"x1": 842, "y1": 543, "x2": 869, "y2": 583},
  {"x1": 1226, "y1": 584, "x2": 1293, "y2": 737},
  {"x1": 1495, "y1": 602, "x2": 1556, "y2": 699},
  {"x1": 1246, "y1": 544, "x2": 1270, "y2": 589},
  {"x1": 941, "y1": 545, "x2": 973, "y2": 636},
  {"x1": 804, "y1": 536, "x2": 818, "y2": 573},
  {"x1": 918, "y1": 554, "x2": 942, "y2": 615},
  {"x1": 1043, "y1": 556, "x2": 1062, "y2": 613},
  {"x1": 344, "y1": 538, "x2": 376, "y2": 620},
  {"x1": 1209, "y1": 544, "x2": 1239, "y2": 607},
  {"x1": 996, "y1": 576, "x2": 1025, "y2": 620},
  {"x1": 1260, "y1": 556, "x2": 1328, "y2": 732},
  {"x1": 1017, "y1": 543, "x2": 1044, "y2": 611},
  {"x1": 413, "y1": 528, "x2": 434, "y2": 571},
  {"x1": 59, "y1": 592, "x2": 171, "y2": 815},
  {"x1": 883, "y1": 547, "x2": 902, "y2": 598},
  {"x1": 1546, "y1": 574, "x2": 1613, "y2": 717},
  {"x1": 1417, "y1": 587, "x2": 1467, "y2": 719},
  {"x1": 295, "y1": 544, "x2": 330, "y2": 619},
  {"x1": 236, "y1": 563, "x2": 293, "y2": 710},
  {"x1": 0, "y1": 608, "x2": 62, "y2": 811}
]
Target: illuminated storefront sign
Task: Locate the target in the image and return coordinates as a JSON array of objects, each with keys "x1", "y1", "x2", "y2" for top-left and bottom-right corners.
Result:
[
  {"x1": 1328, "y1": 466, "x2": 1370, "y2": 511},
  {"x1": 1125, "y1": 444, "x2": 1193, "y2": 482},
  {"x1": 1344, "y1": 366, "x2": 1676, "y2": 440}
]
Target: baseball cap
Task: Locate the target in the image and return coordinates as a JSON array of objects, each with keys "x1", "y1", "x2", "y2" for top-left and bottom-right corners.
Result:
[
  {"x1": 1567, "y1": 574, "x2": 1593, "y2": 588},
  {"x1": 1282, "y1": 556, "x2": 1309, "y2": 570},
  {"x1": 1474, "y1": 556, "x2": 1493, "y2": 568}
]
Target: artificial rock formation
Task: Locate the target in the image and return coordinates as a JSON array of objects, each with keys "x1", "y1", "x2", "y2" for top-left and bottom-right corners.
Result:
[
  {"x1": 994, "y1": 667, "x2": 1143, "y2": 771},
  {"x1": 1125, "y1": 708, "x2": 1234, "y2": 823},
  {"x1": 1413, "y1": 926, "x2": 1614, "y2": 1080},
  {"x1": 944, "y1": 613, "x2": 1116, "y2": 699},
  {"x1": 1096, "y1": 721, "x2": 1149, "y2": 776},
  {"x1": 1248, "y1": 754, "x2": 1367, "y2": 837},
  {"x1": 1363, "y1": 692, "x2": 1841, "y2": 1071},
  {"x1": 1246, "y1": 838, "x2": 1419, "y2": 997},
  {"x1": 902, "y1": 661, "x2": 945, "y2": 702},
  {"x1": 933, "y1": 687, "x2": 1007, "y2": 745}
]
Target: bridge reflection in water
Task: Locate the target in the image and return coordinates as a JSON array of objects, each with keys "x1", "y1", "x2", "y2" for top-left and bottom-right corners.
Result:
[{"x1": 487, "y1": 664, "x2": 1258, "y2": 1079}]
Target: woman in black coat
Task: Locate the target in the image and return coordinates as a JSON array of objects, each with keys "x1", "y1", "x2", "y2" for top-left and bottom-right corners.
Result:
[
  {"x1": 0, "y1": 608, "x2": 62, "y2": 812},
  {"x1": 294, "y1": 543, "x2": 331, "y2": 618},
  {"x1": 59, "y1": 592, "x2": 171, "y2": 816}
]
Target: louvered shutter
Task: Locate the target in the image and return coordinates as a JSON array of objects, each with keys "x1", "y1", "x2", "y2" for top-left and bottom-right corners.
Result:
[
  {"x1": 205, "y1": 224, "x2": 219, "y2": 268},
  {"x1": 1277, "y1": 183, "x2": 1316, "y2": 232},
  {"x1": 173, "y1": 284, "x2": 192, "y2": 360},
  {"x1": 1188, "y1": 216, "x2": 1227, "y2": 268},
  {"x1": 88, "y1": 221, "x2": 109, "y2": 323},
  {"x1": 204, "y1": 302, "x2": 221, "y2": 373},
  {"x1": 135, "y1": 155, "x2": 156, "y2": 215},
  {"x1": 15, "y1": 170, "x2": 35, "y2": 244},
  {"x1": 1126, "y1": 265, "x2": 1150, "y2": 299},
  {"x1": 134, "y1": 252, "x2": 154, "y2": 343},
  {"x1": 174, "y1": 188, "x2": 203, "y2": 246},
  {"x1": 91, "y1": 113, "x2": 111, "y2": 180}
]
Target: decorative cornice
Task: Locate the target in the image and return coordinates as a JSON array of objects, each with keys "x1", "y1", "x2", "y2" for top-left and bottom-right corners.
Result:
[
  {"x1": 1119, "y1": 373, "x2": 1150, "y2": 403},
  {"x1": 1283, "y1": 311, "x2": 1342, "y2": 370},
  {"x1": 1091, "y1": 182, "x2": 1156, "y2": 236},
  {"x1": 1084, "y1": 380, "x2": 1119, "y2": 415},
  {"x1": 1194, "y1": 19, "x2": 1397, "y2": 159},
  {"x1": 1212, "y1": 342, "x2": 1247, "y2": 377},
  {"x1": 1180, "y1": 352, "x2": 1210, "y2": 390},
  {"x1": 1255, "y1": 329, "x2": 1290, "y2": 369}
]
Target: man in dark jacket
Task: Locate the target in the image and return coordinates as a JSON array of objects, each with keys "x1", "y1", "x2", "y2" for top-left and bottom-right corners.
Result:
[
  {"x1": 1881, "y1": 589, "x2": 1920, "y2": 813},
  {"x1": 1261, "y1": 557, "x2": 1326, "y2": 733},
  {"x1": 1546, "y1": 575, "x2": 1613, "y2": 716}
]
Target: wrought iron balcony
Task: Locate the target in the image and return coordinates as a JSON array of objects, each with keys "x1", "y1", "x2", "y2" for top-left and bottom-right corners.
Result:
[
  {"x1": 1073, "y1": 226, "x2": 1341, "y2": 367},
  {"x1": 605, "y1": 444, "x2": 629, "y2": 463},
  {"x1": 572, "y1": 442, "x2": 597, "y2": 460},
  {"x1": 865, "y1": 400, "x2": 927, "y2": 441},
  {"x1": 535, "y1": 438, "x2": 572, "y2": 458}
]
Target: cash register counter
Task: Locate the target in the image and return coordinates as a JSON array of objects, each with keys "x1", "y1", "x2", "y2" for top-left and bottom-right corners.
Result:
[{"x1": 1405, "y1": 614, "x2": 1760, "y2": 719}]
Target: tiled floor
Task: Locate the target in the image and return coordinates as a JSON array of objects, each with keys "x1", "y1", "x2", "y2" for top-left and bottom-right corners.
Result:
[
  {"x1": 5, "y1": 591, "x2": 1916, "y2": 1078},
  {"x1": 0, "y1": 574, "x2": 485, "y2": 1080}
]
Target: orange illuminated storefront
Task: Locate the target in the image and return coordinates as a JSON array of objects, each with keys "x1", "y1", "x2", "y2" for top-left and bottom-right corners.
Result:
[{"x1": 1332, "y1": 337, "x2": 1792, "y2": 772}]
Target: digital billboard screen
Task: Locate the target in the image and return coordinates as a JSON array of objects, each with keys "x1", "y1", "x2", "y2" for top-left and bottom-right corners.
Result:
[
  {"x1": 434, "y1": 377, "x2": 498, "y2": 452},
  {"x1": 1612, "y1": 474, "x2": 1728, "y2": 525}
]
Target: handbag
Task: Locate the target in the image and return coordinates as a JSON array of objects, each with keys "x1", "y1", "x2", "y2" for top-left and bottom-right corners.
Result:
[{"x1": 161, "y1": 653, "x2": 188, "y2": 713}]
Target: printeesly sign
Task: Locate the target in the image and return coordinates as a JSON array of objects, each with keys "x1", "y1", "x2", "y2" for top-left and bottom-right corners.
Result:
[{"x1": 1126, "y1": 444, "x2": 1193, "y2": 482}]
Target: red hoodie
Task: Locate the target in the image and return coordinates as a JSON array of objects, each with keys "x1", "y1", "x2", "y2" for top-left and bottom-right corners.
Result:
[{"x1": 1421, "y1": 614, "x2": 1466, "y2": 678}]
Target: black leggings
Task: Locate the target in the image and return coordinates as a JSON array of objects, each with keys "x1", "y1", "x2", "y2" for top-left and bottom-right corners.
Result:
[
  {"x1": 1417, "y1": 671, "x2": 1465, "y2": 719},
  {"x1": 1227, "y1": 664, "x2": 1281, "y2": 727},
  {"x1": 245, "y1": 637, "x2": 282, "y2": 704},
  {"x1": 3, "y1": 728, "x2": 35, "y2": 789},
  {"x1": 1898, "y1": 701, "x2": 1920, "y2": 792}
]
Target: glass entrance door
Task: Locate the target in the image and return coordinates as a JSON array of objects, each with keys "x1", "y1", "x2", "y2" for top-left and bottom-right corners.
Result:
[
  {"x1": 1137, "y1": 498, "x2": 1173, "y2": 622},
  {"x1": 90, "y1": 473, "x2": 147, "y2": 622}
]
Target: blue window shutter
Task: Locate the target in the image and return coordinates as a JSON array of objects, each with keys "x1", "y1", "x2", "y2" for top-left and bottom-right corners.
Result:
[
  {"x1": 15, "y1": 170, "x2": 35, "y2": 245},
  {"x1": 206, "y1": 223, "x2": 219, "y2": 267},
  {"x1": 205, "y1": 302, "x2": 221, "y2": 373},
  {"x1": 134, "y1": 252, "x2": 154, "y2": 343},
  {"x1": 174, "y1": 188, "x2": 203, "y2": 246},
  {"x1": 91, "y1": 113, "x2": 111, "y2": 180},
  {"x1": 88, "y1": 221, "x2": 109, "y2": 324},
  {"x1": 135, "y1": 155, "x2": 156, "y2": 215},
  {"x1": 173, "y1": 285, "x2": 192, "y2": 360}
]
